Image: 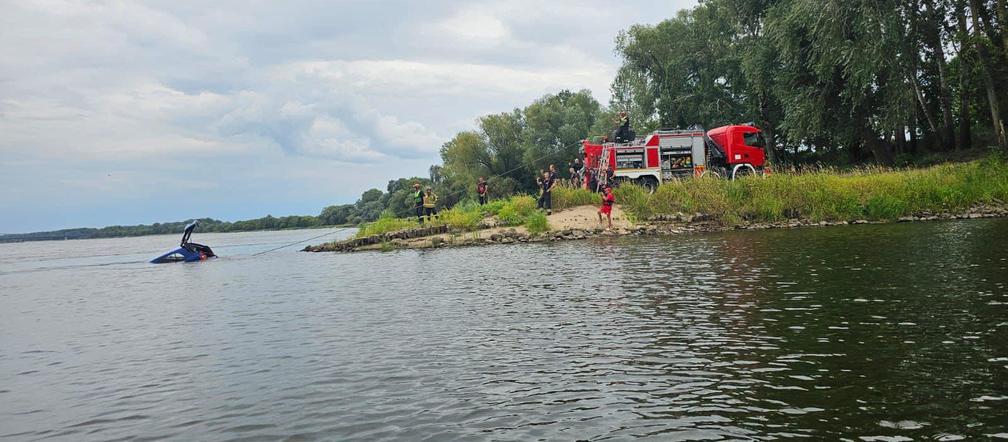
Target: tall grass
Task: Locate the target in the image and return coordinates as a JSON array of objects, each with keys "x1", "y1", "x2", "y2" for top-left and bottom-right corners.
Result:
[
  {"x1": 438, "y1": 201, "x2": 484, "y2": 231},
  {"x1": 355, "y1": 212, "x2": 418, "y2": 238},
  {"x1": 616, "y1": 154, "x2": 1008, "y2": 224},
  {"x1": 524, "y1": 211, "x2": 550, "y2": 233},
  {"x1": 552, "y1": 187, "x2": 601, "y2": 209}
]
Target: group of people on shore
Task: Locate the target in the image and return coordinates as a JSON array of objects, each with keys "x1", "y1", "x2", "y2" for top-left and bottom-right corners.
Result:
[
  {"x1": 409, "y1": 157, "x2": 615, "y2": 229},
  {"x1": 408, "y1": 112, "x2": 631, "y2": 227},
  {"x1": 536, "y1": 163, "x2": 615, "y2": 229},
  {"x1": 412, "y1": 183, "x2": 439, "y2": 223}
]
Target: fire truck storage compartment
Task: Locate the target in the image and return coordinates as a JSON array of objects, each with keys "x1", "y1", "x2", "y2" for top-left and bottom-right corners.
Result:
[
  {"x1": 658, "y1": 134, "x2": 704, "y2": 179},
  {"x1": 615, "y1": 148, "x2": 644, "y2": 169}
]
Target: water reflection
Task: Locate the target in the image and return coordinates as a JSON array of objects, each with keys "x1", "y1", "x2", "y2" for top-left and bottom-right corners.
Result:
[{"x1": 0, "y1": 221, "x2": 1006, "y2": 440}]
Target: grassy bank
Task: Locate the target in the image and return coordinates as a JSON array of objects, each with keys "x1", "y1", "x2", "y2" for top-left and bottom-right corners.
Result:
[
  {"x1": 615, "y1": 154, "x2": 1008, "y2": 224},
  {"x1": 355, "y1": 154, "x2": 1008, "y2": 238},
  {"x1": 354, "y1": 196, "x2": 552, "y2": 239}
]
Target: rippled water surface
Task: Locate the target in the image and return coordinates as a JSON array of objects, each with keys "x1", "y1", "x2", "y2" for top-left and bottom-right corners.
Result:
[{"x1": 2, "y1": 221, "x2": 1007, "y2": 441}]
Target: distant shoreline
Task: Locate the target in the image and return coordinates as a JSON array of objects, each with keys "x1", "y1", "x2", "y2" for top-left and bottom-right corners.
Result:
[{"x1": 0, "y1": 223, "x2": 353, "y2": 244}]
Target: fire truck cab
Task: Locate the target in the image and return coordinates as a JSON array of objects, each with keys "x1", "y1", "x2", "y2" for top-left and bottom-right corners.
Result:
[{"x1": 582, "y1": 124, "x2": 767, "y2": 191}]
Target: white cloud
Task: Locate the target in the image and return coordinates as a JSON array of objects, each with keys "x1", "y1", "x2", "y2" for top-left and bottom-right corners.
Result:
[
  {"x1": 427, "y1": 8, "x2": 511, "y2": 46},
  {"x1": 0, "y1": 0, "x2": 698, "y2": 232}
]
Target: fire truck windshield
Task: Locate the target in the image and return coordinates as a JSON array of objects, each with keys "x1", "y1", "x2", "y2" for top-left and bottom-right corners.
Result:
[{"x1": 743, "y1": 131, "x2": 766, "y2": 148}]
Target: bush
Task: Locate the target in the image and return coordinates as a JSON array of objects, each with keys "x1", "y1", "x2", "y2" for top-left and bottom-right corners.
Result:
[
  {"x1": 524, "y1": 211, "x2": 550, "y2": 234},
  {"x1": 481, "y1": 199, "x2": 506, "y2": 216},
  {"x1": 438, "y1": 202, "x2": 483, "y2": 231},
  {"x1": 355, "y1": 213, "x2": 417, "y2": 238},
  {"x1": 496, "y1": 195, "x2": 537, "y2": 226}
]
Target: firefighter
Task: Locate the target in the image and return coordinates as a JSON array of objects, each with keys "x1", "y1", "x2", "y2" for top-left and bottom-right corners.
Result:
[
  {"x1": 572, "y1": 157, "x2": 584, "y2": 185},
  {"x1": 598, "y1": 185, "x2": 615, "y2": 230},
  {"x1": 612, "y1": 111, "x2": 633, "y2": 143},
  {"x1": 412, "y1": 182, "x2": 424, "y2": 223},
  {"x1": 477, "y1": 177, "x2": 488, "y2": 205},
  {"x1": 423, "y1": 186, "x2": 439, "y2": 222},
  {"x1": 537, "y1": 169, "x2": 556, "y2": 215}
]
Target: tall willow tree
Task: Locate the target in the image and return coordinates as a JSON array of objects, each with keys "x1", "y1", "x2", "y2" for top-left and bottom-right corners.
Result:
[
  {"x1": 613, "y1": 7, "x2": 750, "y2": 132},
  {"x1": 613, "y1": 0, "x2": 1008, "y2": 163},
  {"x1": 769, "y1": 0, "x2": 917, "y2": 163}
]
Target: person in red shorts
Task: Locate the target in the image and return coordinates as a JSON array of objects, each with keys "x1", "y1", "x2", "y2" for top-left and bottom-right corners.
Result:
[{"x1": 598, "y1": 185, "x2": 615, "y2": 230}]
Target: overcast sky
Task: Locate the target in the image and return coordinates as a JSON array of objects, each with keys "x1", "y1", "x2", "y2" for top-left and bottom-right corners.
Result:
[{"x1": 0, "y1": 0, "x2": 696, "y2": 233}]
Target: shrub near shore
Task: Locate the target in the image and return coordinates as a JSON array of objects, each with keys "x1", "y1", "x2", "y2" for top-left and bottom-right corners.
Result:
[
  {"x1": 616, "y1": 154, "x2": 1008, "y2": 224},
  {"x1": 354, "y1": 194, "x2": 552, "y2": 239}
]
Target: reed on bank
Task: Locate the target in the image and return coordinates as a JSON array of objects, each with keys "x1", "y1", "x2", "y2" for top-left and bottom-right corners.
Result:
[{"x1": 614, "y1": 153, "x2": 1008, "y2": 224}]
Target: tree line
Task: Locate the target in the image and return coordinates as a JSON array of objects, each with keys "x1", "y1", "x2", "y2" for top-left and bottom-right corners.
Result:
[
  {"x1": 611, "y1": 0, "x2": 1008, "y2": 164},
  {"x1": 0, "y1": 215, "x2": 325, "y2": 242},
  {"x1": 353, "y1": 0, "x2": 1008, "y2": 222}
]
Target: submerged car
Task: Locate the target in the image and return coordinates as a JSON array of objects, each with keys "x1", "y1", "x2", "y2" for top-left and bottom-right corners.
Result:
[{"x1": 150, "y1": 221, "x2": 216, "y2": 263}]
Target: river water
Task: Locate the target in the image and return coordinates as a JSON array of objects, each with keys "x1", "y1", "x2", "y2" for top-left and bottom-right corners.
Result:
[{"x1": 1, "y1": 220, "x2": 1007, "y2": 441}]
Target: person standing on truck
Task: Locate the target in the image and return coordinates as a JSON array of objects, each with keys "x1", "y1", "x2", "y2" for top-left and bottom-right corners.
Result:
[
  {"x1": 477, "y1": 177, "x2": 488, "y2": 205},
  {"x1": 598, "y1": 185, "x2": 615, "y2": 230},
  {"x1": 612, "y1": 111, "x2": 633, "y2": 143},
  {"x1": 412, "y1": 182, "x2": 424, "y2": 223},
  {"x1": 423, "y1": 186, "x2": 438, "y2": 222}
]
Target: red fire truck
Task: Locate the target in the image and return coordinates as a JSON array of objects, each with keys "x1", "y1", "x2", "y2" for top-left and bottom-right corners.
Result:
[{"x1": 582, "y1": 124, "x2": 768, "y2": 191}]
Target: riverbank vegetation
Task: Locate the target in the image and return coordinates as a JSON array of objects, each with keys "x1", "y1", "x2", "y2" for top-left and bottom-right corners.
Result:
[
  {"x1": 353, "y1": 194, "x2": 556, "y2": 239},
  {"x1": 616, "y1": 154, "x2": 1008, "y2": 224},
  {"x1": 353, "y1": 153, "x2": 1008, "y2": 242}
]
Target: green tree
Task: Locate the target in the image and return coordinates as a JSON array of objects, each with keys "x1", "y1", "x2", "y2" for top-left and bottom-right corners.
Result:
[{"x1": 521, "y1": 90, "x2": 602, "y2": 178}]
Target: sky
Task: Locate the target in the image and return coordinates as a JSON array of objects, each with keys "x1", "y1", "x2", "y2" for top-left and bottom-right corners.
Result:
[{"x1": 0, "y1": 0, "x2": 696, "y2": 233}]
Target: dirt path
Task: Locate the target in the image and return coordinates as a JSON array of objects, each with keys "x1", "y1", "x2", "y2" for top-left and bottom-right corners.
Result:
[{"x1": 544, "y1": 204, "x2": 632, "y2": 231}]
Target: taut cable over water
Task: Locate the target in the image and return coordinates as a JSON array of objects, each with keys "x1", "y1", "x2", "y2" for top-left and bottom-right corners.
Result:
[{"x1": 251, "y1": 227, "x2": 353, "y2": 256}]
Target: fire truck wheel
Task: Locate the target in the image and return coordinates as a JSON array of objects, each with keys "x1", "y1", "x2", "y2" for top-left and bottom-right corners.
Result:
[
  {"x1": 701, "y1": 168, "x2": 723, "y2": 179},
  {"x1": 637, "y1": 176, "x2": 659, "y2": 193},
  {"x1": 731, "y1": 164, "x2": 758, "y2": 180}
]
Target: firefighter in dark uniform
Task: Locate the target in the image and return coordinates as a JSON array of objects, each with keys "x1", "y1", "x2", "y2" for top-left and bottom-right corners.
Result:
[
  {"x1": 412, "y1": 182, "x2": 424, "y2": 223},
  {"x1": 612, "y1": 111, "x2": 634, "y2": 143}
]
